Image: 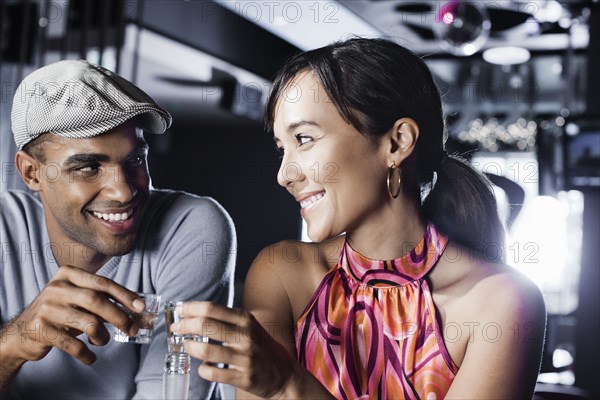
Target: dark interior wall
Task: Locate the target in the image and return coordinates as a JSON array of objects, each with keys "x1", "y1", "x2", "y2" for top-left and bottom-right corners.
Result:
[
  {"x1": 145, "y1": 109, "x2": 301, "y2": 304},
  {"x1": 140, "y1": 0, "x2": 300, "y2": 80}
]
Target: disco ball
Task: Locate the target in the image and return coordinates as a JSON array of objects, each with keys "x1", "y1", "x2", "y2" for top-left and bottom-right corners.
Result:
[{"x1": 432, "y1": 1, "x2": 491, "y2": 56}]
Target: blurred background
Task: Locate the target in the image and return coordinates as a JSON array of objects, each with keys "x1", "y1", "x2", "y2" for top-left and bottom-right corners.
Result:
[{"x1": 1, "y1": 1, "x2": 598, "y2": 398}]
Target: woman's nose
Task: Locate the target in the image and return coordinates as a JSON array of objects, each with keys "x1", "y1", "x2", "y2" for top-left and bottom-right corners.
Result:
[{"x1": 277, "y1": 157, "x2": 305, "y2": 188}]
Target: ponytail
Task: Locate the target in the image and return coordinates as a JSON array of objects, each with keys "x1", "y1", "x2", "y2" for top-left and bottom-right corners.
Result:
[{"x1": 423, "y1": 155, "x2": 506, "y2": 262}]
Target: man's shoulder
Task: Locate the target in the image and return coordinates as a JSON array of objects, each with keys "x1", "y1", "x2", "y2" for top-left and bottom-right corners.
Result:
[
  {"x1": 1, "y1": 189, "x2": 40, "y2": 206},
  {"x1": 0, "y1": 190, "x2": 42, "y2": 220},
  {"x1": 145, "y1": 189, "x2": 234, "y2": 235},
  {"x1": 148, "y1": 189, "x2": 229, "y2": 217}
]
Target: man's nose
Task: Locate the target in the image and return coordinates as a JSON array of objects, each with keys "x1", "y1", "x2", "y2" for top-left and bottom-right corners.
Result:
[{"x1": 103, "y1": 165, "x2": 137, "y2": 202}]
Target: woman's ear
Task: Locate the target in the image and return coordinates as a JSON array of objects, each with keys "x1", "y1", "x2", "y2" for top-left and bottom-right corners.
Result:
[
  {"x1": 385, "y1": 117, "x2": 420, "y2": 166},
  {"x1": 15, "y1": 151, "x2": 42, "y2": 191}
]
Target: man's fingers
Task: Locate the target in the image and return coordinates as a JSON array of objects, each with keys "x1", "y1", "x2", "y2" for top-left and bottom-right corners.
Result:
[
  {"x1": 59, "y1": 266, "x2": 145, "y2": 313},
  {"x1": 56, "y1": 267, "x2": 142, "y2": 336},
  {"x1": 44, "y1": 325, "x2": 97, "y2": 365},
  {"x1": 66, "y1": 287, "x2": 138, "y2": 337},
  {"x1": 61, "y1": 308, "x2": 111, "y2": 346}
]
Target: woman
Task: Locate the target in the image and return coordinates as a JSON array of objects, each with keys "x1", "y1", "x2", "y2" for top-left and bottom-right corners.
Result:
[{"x1": 171, "y1": 38, "x2": 546, "y2": 399}]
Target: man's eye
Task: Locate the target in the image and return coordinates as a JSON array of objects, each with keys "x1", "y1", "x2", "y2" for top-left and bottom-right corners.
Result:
[
  {"x1": 129, "y1": 156, "x2": 146, "y2": 166},
  {"x1": 78, "y1": 164, "x2": 100, "y2": 172}
]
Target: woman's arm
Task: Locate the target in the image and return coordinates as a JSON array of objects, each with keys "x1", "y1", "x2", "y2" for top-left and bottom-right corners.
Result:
[
  {"x1": 444, "y1": 271, "x2": 546, "y2": 399},
  {"x1": 172, "y1": 243, "x2": 334, "y2": 399}
]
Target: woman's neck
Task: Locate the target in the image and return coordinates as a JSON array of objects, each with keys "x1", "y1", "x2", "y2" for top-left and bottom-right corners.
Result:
[{"x1": 346, "y1": 194, "x2": 426, "y2": 261}]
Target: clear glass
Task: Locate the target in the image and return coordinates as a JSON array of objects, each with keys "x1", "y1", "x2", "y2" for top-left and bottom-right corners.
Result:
[
  {"x1": 164, "y1": 300, "x2": 209, "y2": 352},
  {"x1": 113, "y1": 293, "x2": 161, "y2": 344},
  {"x1": 163, "y1": 352, "x2": 190, "y2": 400},
  {"x1": 165, "y1": 301, "x2": 185, "y2": 353}
]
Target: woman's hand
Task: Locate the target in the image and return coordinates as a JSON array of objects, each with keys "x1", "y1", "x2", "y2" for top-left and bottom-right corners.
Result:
[{"x1": 171, "y1": 301, "x2": 301, "y2": 399}]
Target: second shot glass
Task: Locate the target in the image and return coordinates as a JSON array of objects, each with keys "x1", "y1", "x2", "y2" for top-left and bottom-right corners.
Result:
[
  {"x1": 165, "y1": 301, "x2": 185, "y2": 353},
  {"x1": 165, "y1": 301, "x2": 209, "y2": 353}
]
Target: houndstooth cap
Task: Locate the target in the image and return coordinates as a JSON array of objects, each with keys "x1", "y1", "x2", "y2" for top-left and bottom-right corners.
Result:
[{"x1": 11, "y1": 59, "x2": 172, "y2": 150}]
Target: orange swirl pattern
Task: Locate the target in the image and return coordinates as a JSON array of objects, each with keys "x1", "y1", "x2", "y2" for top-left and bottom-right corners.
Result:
[{"x1": 295, "y1": 223, "x2": 457, "y2": 399}]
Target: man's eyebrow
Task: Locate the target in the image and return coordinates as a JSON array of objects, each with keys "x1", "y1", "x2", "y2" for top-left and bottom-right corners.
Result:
[
  {"x1": 62, "y1": 153, "x2": 109, "y2": 167},
  {"x1": 62, "y1": 143, "x2": 149, "y2": 166}
]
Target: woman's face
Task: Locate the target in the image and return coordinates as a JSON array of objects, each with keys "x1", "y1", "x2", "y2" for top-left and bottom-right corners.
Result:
[{"x1": 273, "y1": 71, "x2": 391, "y2": 242}]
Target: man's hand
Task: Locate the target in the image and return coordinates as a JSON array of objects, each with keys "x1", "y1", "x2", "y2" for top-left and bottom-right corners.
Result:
[{"x1": 2, "y1": 265, "x2": 144, "y2": 366}]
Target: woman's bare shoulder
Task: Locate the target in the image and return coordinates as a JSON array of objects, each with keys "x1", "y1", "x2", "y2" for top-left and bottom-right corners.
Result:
[
  {"x1": 435, "y1": 241, "x2": 546, "y2": 321},
  {"x1": 440, "y1": 243, "x2": 546, "y2": 399},
  {"x1": 250, "y1": 236, "x2": 344, "y2": 276},
  {"x1": 246, "y1": 236, "x2": 345, "y2": 320}
]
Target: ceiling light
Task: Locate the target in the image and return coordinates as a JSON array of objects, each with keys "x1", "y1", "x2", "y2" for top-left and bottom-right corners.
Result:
[
  {"x1": 536, "y1": 0, "x2": 564, "y2": 23},
  {"x1": 432, "y1": 1, "x2": 490, "y2": 56},
  {"x1": 482, "y1": 46, "x2": 531, "y2": 65},
  {"x1": 565, "y1": 123, "x2": 580, "y2": 136}
]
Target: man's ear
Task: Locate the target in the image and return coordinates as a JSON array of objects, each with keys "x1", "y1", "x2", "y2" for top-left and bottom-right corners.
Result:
[
  {"x1": 385, "y1": 117, "x2": 420, "y2": 166},
  {"x1": 15, "y1": 151, "x2": 42, "y2": 191}
]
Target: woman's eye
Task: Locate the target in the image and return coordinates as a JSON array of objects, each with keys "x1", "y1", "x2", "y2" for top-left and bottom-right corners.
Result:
[{"x1": 296, "y1": 135, "x2": 313, "y2": 146}]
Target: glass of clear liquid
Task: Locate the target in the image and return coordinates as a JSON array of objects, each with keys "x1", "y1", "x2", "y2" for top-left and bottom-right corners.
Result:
[
  {"x1": 113, "y1": 293, "x2": 161, "y2": 344},
  {"x1": 164, "y1": 301, "x2": 209, "y2": 352}
]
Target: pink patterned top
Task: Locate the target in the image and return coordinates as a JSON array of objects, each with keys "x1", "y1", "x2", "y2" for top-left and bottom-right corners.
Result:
[{"x1": 295, "y1": 222, "x2": 457, "y2": 399}]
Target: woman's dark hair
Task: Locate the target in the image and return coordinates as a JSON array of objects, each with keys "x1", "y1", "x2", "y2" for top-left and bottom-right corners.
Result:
[{"x1": 265, "y1": 38, "x2": 505, "y2": 261}]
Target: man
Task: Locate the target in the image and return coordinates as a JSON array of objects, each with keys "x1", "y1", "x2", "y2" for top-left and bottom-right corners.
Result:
[{"x1": 0, "y1": 60, "x2": 236, "y2": 399}]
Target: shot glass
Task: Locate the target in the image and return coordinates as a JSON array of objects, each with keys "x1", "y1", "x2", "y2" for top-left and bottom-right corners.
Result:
[
  {"x1": 165, "y1": 301, "x2": 209, "y2": 353},
  {"x1": 113, "y1": 293, "x2": 161, "y2": 344},
  {"x1": 165, "y1": 301, "x2": 185, "y2": 352}
]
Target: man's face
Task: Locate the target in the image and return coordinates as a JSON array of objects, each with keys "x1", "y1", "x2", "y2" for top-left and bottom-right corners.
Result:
[{"x1": 35, "y1": 122, "x2": 151, "y2": 260}]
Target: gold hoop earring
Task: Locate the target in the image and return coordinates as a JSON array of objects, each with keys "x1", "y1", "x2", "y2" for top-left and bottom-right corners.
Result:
[{"x1": 387, "y1": 163, "x2": 401, "y2": 199}]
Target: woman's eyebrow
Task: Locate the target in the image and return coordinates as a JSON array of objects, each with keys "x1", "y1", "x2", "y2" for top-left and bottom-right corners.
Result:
[{"x1": 287, "y1": 120, "x2": 320, "y2": 131}]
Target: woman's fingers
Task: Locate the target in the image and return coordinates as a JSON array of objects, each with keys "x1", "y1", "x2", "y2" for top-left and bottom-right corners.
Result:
[
  {"x1": 184, "y1": 341, "x2": 245, "y2": 367},
  {"x1": 197, "y1": 362, "x2": 244, "y2": 387},
  {"x1": 177, "y1": 301, "x2": 249, "y2": 326},
  {"x1": 172, "y1": 317, "x2": 247, "y2": 345},
  {"x1": 171, "y1": 302, "x2": 299, "y2": 397}
]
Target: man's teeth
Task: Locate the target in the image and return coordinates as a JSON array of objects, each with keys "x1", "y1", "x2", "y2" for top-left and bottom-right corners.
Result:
[
  {"x1": 92, "y1": 210, "x2": 133, "y2": 222},
  {"x1": 300, "y1": 193, "x2": 324, "y2": 209}
]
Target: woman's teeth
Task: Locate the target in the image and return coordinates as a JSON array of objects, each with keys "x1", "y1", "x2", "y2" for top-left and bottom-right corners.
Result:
[
  {"x1": 92, "y1": 210, "x2": 133, "y2": 222},
  {"x1": 300, "y1": 193, "x2": 324, "y2": 209}
]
